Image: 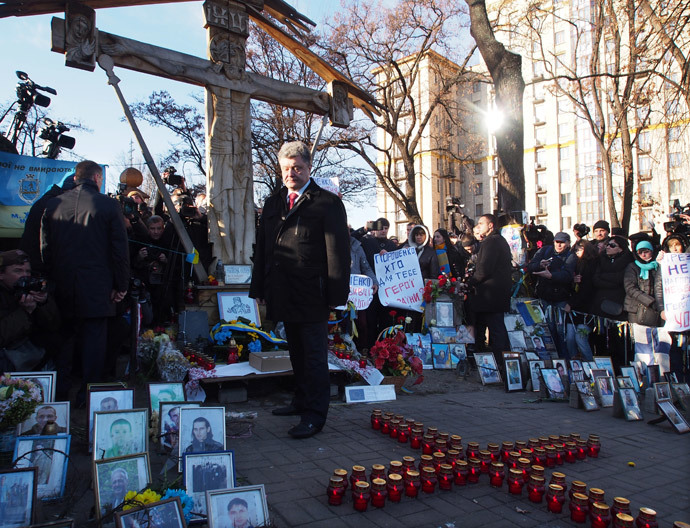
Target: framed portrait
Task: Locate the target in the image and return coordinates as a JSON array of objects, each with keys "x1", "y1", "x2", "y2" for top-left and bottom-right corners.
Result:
[
  {"x1": 531, "y1": 335, "x2": 546, "y2": 352},
  {"x1": 183, "y1": 451, "x2": 236, "y2": 518},
  {"x1": 620, "y1": 366, "x2": 640, "y2": 393},
  {"x1": 435, "y1": 301, "x2": 454, "y2": 328},
  {"x1": 474, "y1": 352, "x2": 501, "y2": 385},
  {"x1": 575, "y1": 382, "x2": 599, "y2": 411},
  {"x1": 0, "y1": 467, "x2": 37, "y2": 526},
  {"x1": 619, "y1": 388, "x2": 643, "y2": 421},
  {"x1": 28, "y1": 520, "x2": 75, "y2": 528},
  {"x1": 224, "y1": 264, "x2": 252, "y2": 285},
  {"x1": 94, "y1": 453, "x2": 151, "y2": 519},
  {"x1": 207, "y1": 485, "x2": 269, "y2": 528},
  {"x1": 18, "y1": 401, "x2": 70, "y2": 436},
  {"x1": 504, "y1": 358, "x2": 523, "y2": 392},
  {"x1": 449, "y1": 344, "x2": 466, "y2": 368},
  {"x1": 432, "y1": 344, "x2": 451, "y2": 369},
  {"x1": 569, "y1": 359, "x2": 583, "y2": 374},
  {"x1": 115, "y1": 497, "x2": 187, "y2": 528},
  {"x1": 455, "y1": 326, "x2": 474, "y2": 344},
  {"x1": 552, "y1": 359, "x2": 568, "y2": 380},
  {"x1": 88, "y1": 387, "x2": 135, "y2": 449},
  {"x1": 590, "y1": 368, "x2": 609, "y2": 381},
  {"x1": 528, "y1": 360, "x2": 545, "y2": 392},
  {"x1": 663, "y1": 372, "x2": 678, "y2": 383},
  {"x1": 657, "y1": 401, "x2": 690, "y2": 434},
  {"x1": 9, "y1": 371, "x2": 56, "y2": 402},
  {"x1": 571, "y1": 370, "x2": 585, "y2": 382},
  {"x1": 646, "y1": 364, "x2": 661, "y2": 386},
  {"x1": 671, "y1": 383, "x2": 690, "y2": 411},
  {"x1": 508, "y1": 331, "x2": 526, "y2": 351},
  {"x1": 93, "y1": 409, "x2": 148, "y2": 461},
  {"x1": 13, "y1": 435, "x2": 70, "y2": 500},
  {"x1": 594, "y1": 356, "x2": 615, "y2": 378},
  {"x1": 541, "y1": 368, "x2": 566, "y2": 399},
  {"x1": 654, "y1": 382, "x2": 672, "y2": 402},
  {"x1": 178, "y1": 407, "x2": 227, "y2": 472},
  {"x1": 160, "y1": 401, "x2": 202, "y2": 450},
  {"x1": 524, "y1": 336, "x2": 534, "y2": 350},
  {"x1": 616, "y1": 376, "x2": 635, "y2": 389},
  {"x1": 217, "y1": 292, "x2": 260, "y2": 326},
  {"x1": 582, "y1": 361, "x2": 596, "y2": 379},
  {"x1": 407, "y1": 333, "x2": 433, "y2": 369},
  {"x1": 148, "y1": 382, "x2": 185, "y2": 414},
  {"x1": 428, "y1": 326, "x2": 458, "y2": 344},
  {"x1": 595, "y1": 376, "x2": 615, "y2": 407},
  {"x1": 525, "y1": 351, "x2": 539, "y2": 361}
]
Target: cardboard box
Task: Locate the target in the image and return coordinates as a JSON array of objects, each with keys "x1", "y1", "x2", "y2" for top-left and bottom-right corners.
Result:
[{"x1": 249, "y1": 351, "x2": 293, "y2": 372}]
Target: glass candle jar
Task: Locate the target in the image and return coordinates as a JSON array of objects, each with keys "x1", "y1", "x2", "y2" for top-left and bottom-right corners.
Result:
[
  {"x1": 397, "y1": 425, "x2": 409, "y2": 443},
  {"x1": 446, "y1": 449, "x2": 459, "y2": 468},
  {"x1": 528, "y1": 438, "x2": 540, "y2": 451},
  {"x1": 515, "y1": 440, "x2": 528, "y2": 451},
  {"x1": 450, "y1": 435, "x2": 463, "y2": 452},
  {"x1": 410, "y1": 428, "x2": 423, "y2": 449},
  {"x1": 421, "y1": 467, "x2": 437, "y2": 494},
  {"x1": 527, "y1": 475, "x2": 545, "y2": 503},
  {"x1": 635, "y1": 507, "x2": 658, "y2": 528},
  {"x1": 454, "y1": 460, "x2": 469, "y2": 486},
  {"x1": 418, "y1": 454, "x2": 434, "y2": 473},
  {"x1": 538, "y1": 436, "x2": 550, "y2": 447},
  {"x1": 404, "y1": 470, "x2": 420, "y2": 498},
  {"x1": 389, "y1": 419, "x2": 400, "y2": 439},
  {"x1": 588, "y1": 488, "x2": 606, "y2": 511},
  {"x1": 489, "y1": 461, "x2": 505, "y2": 488},
  {"x1": 520, "y1": 448, "x2": 534, "y2": 463},
  {"x1": 576, "y1": 438, "x2": 588, "y2": 460},
  {"x1": 546, "y1": 483, "x2": 565, "y2": 513},
  {"x1": 427, "y1": 426, "x2": 438, "y2": 439},
  {"x1": 611, "y1": 497, "x2": 631, "y2": 519},
  {"x1": 565, "y1": 441, "x2": 577, "y2": 463},
  {"x1": 405, "y1": 418, "x2": 416, "y2": 433},
  {"x1": 508, "y1": 451, "x2": 522, "y2": 469},
  {"x1": 435, "y1": 439, "x2": 448, "y2": 454},
  {"x1": 387, "y1": 473, "x2": 403, "y2": 503},
  {"x1": 672, "y1": 523, "x2": 690, "y2": 528},
  {"x1": 508, "y1": 468, "x2": 524, "y2": 495},
  {"x1": 438, "y1": 464, "x2": 454, "y2": 490},
  {"x1": 402, "y1": 456, "x2": 416, "y2": 477},
  {"x1": 614, "y1": 513, "x2": 635, "y2": 528},
  {"x1": 554, "y1": 444, "x2": 565, "y2": 465},
  {"x1": 388, "y1": 460, "x2": 403, "y2": 478},
  {"x1": 381, "y1": 415, "x2": 391, "y2": 435},
  {"x1": 518, "y1": 458, "x2": 532, "y2": 483},
  {"x1": 501, "y1": 441, "x2": 514, "y2": 462},
  {"x1": 479, "y1": 450, "x2": 492, "y2": 473},
  {"x1": 533, "y1": 447, "x2": 546, "y2": 466},
  {"x1": 352, "y1": 481, "x2": 370, "y2": 512},
  {"x1": 488, "y1": 443, "x2": 500, "y2": 462},
  {"x1": 370, "y1": 409, "x2": 382, "y2": 430},
  {"x1": 544, "y1": 446, "x2": 557, "y2": 468},
  {"x1": 371, "y1": 478, "x2": 387, "y2": 508},
  {"x1": 333, "y1": 469, "x2": 348, "y2": 491},
  {"x1": 570, "y1": 481, "x2": 587, "y2": 501},
  {"x1": 468, "y1": 458, "x2": 481, "y2": 483},
  {"x1": 590, "y1": 502, "x2": 612, "y2": 528},
  {"x1": 549, "y1": 435, "x2": 561, "y2": 447},
  {"x1": 350, "y1": 465, "x2": 367, "y2": 488},
  {"x1": 422, "y1": 434, "x2": 435, "y2": 455},
  {"x1": 549, "y1": 472, "x2": 567, "y2": 494},
  {"x1": 587, "y1": 434, "x2": 601, "y2": 458},
  {"x1": 560, "y1": 434, "x2": 570, "y2": 444},
  {"x1": 530, "y1": 465, "x2": 545, "y2": 479},
  {"x1": 438, "y1": 431, "x2": 450, "y2": 443},
  {"x1": 370, "y1": 464, "x2": 386, "y2": 484},
  {"x1": 327, "y1": 476, "x2": 345, "y2": 506},
  {"x1": 466, "y1": 441, "x2": 480, "y2": 460},
  {"x1": 570, "y1": 432, "x2": 581, "y2": 441},
  {"x1": 414, "y1": 421, "x2": 424, "y2": 432},
  {"x1": 570, "y1": 492, "x2": 590, "y2": 523},
  {"x1": 433, "y1": 452, "x2": 446, "y2": 473}
]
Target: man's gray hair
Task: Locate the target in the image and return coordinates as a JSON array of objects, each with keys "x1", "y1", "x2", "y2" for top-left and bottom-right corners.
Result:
[{"x1": 278, "y1": 141, "x2": 311, "y2": 165}]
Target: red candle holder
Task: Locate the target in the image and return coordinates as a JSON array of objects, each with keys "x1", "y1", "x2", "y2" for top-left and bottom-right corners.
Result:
[
  {"x1": 421, "y1": 467, "x2": 437, "y2": 494},
  {"x1": 358, "y1": 357, "x2": 367, "y2": 368},
  {"x1": 544, "y1": 446, "x2": 557, "y2": 468},
  {"x1": 450, "y1": 434, "x2": 463, "y2": 452},
  {"x1": 508, "y1": 451, "x2": 522, "y2": 469},
  {"x1": 466, "y1": 441, "x2": 480, "y2": 460},
  {"x1": 389, "y1": 460, "x2": 403, "y2": 479},
  {"x1": 530, "y1": 465, "x2": 545, "y2": 479},
  {"x1": 404, "y1": 470, "x2": 421, "y2": 498},
  {"x1": 418, "y1": 455, "x2": 434, "y2": 473},
  {"x1": 611, "y1": 497, "x2": 631, "y2": 519},
  {"x1": 438, "y1": 431, "x2": 450, "y2": 442},
  {"x1": 350, "y1": 465, "x2": 367, "y2": 488},
  {"x1": 549, "y1": 472, "x2": 567, "y2": 494},
  {"x1": 352, "y1": 481, "x2": 370, "y2": 512},
  {"x1": 570, "y1": 481, "x2": 587, "y2": 501},
  {"x1": 587, "y1": 434, "x2": 601, "y2": 458},
  {"x1": 527, "y1": 475, "x2": 545, "y2": 503},
  {"x1": 422, "y1": 434, "x2": 435, "y2": 455},
  {"x1": 435, "y1": 438, "x2": 448, "y2": 454},
  {"x1": 515, "y1": 440, "x2": 528, "y2": 452},
  {"x1": 488, "y1": 443, "x2": 500, "y2": 462},
  {"x1": 533, "y1": 447, "x2": 546, "y2": 466},
  {"x1": 370, "y1": 410, "x2": 382, "y2": 430},
  {"x1": 397, "y1": 428, "x2": 409, "y2": 443},
  {"x1": 570, "y1": 492, "x2": 589, "y2": 523},
  {"x1": 546, "y1": 483, "x2": 565, "y2": 513},
  {"x1": 538, "y1": 436, "x2": 549, "y2": 447},
  {"x1": 453, "y1": 460, "x2": 469, "y2": 485},
  {"x1": 635, "y1": 507, "x2": 658, "y2": 528},
  {"x1": 381, "y1": 416, "x2": 391, "y2": 435},
  {"x1": 478, "y1": 450, "x2": 491, "y2": 474},
  {"x1": 489, "y1": 461, "x2": 505, "y2": 488},
  {"x1": 588, "y1": 488, "x2": 606, "y2": 511},
  {"x1": 414, "y1": 421, "x2": 424, "y2": 432},
  {"x1": 370, "y1": 464, "x2": 386, "y2": 484},
  {"x1": 432, "y1": 452, "x2": 446, "y2": 473},
  {"x1": 501, "y1": 441, "x2": 514, "y2": 462},
  {"x1": 446, "y1": 449, "x2": 459, "y2": 469},
  {"x1": 528, "y1": 437, "x2": 540, "y2": 451},
  {"x1": 438, "y1": 464, "x2": 453, "y2": 490},
  {"x1": 389, "y1": 419, "x2": 400, "y2": 439},
  {"x1": 410, "y1": 428, "x2": 423, "y2": 449},
  {"x1": 508, "y1": 468, "x2": 524, "y2": 495},
  {"x1": 405, "y1": 418, "x2": 416, "y2": 433},
  {"x1": 560, "y1": 434, "x2": 570, "y2": 444},
  {"x1": 387, "y1": 473, "x2": 403, "y2": 502},
  {"x1": 427, "y1": 426, "x2": 438, "y2": 439},
  {"x1": 565, "y1": 441, "x2": 577, "y2": 463},
  {"x1": 333, "y1": 469, "x2": 348, "y2": 491},
  {"x1": 590, "y1": 502, "x2": 612, "y2": 528},
  {"x1": 467, "y1": 458, "x2": 481, "y2": 483},
  {"x1": 518, "y1": 458, "x2": 531, "y2": 483},
  {"x1": 548, "y1": 435, "x2": 561, "y2": 447},
  {"x1": 520, "y1": 448, "x2": 534, "y2": 463},
  {"x1": 371, "y1": 478, "x2": 387, "y2": 508},
  {"x1": 554, "y1": 444, "x2": 565, "y2": 465},
  {"x1": 614, "y1": 513, "x2": 635, "y2": 527},
  {"x1": 402, "y1": 456, "x2": 416, "y2": 477},
  {"x1": 570, "y1": 432, "x2": 581, "y2": 441},
  {"x1": 327, "y1": 476, "x2": 345, "y2": 505},
  {"x1": 576, "y1": 439, "x2": 588, "y2": 460}
]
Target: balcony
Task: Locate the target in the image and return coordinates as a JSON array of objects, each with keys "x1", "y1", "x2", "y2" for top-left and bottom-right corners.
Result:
[
  {"x1": 535, "y1": 163, "x2": 546, "y2": 171},
  {"x1": 639, "y1": 172, "x2": 652, "y2": 181},
  {"x1": 536, "y1": 185, "x2": 548, "y2": 193}
]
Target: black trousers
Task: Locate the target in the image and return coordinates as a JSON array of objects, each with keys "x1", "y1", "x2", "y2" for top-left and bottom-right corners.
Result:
[
  {"x1": 474, "y1": 311, "x2": 510, "y2": 355},
  {"x1": 283, "y1": 320, "x2": 330, "y2": 427}
]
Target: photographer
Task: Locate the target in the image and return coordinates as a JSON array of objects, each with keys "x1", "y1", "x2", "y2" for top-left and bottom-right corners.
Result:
[{"x1": 0, "y1": 250, "x2": 60, "y2": 372}]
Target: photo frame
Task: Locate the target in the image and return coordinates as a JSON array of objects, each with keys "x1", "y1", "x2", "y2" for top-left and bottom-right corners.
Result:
[
  {"x1": 552, "y1": 359, "x2": 568, "y2": 380},
  {"x1": 432, "y1": 344, "x2": 451, "y2": 369},
  {"x1": 616, "y1": 376, "x2": 635, "y2": 390},
  {"x1": 582, "y1": 361, "x2": 596, "y2": 379},
  {"x1": 646, "y1": 364, "x2": 661, "y2": 386},
  {"x1": 18, "y1": 401, "x2": 70, "y2": 436},
  {"x1": 13, "y1": 435, "x2": 70, "y2": 500},
  {"x1": 429, "y1": 326, "x2": 458, "y2": 344},
  {"x1": 28, "y1": 520, "x2": 75, "y2": 528},
  {"x1": 525, "y1": 351, "x2": 539, "y2": 361},
  {"x1": 183, "y1": 451, "x2": 236, "y2": 518},
  {"x1": 619, "y1": 388, "x2": 643, "y2": 421},
  {"x1": 88, "y1": 387, "x2": 135, "y2": 450},
  {"x1": 448, "y1": 344, "x2": 466, "y2": 368},
  {"x1": 671, "y1": 383, "x2": 690, "y2": 411},
  {"x1": 407, "y1": 333, "x2": 433, "y2": 369},
  {"x1": 115, "y1": 497, "x2": 187, "y2": 528},
  {"x1": 595, "y1": 376, "x2": 615, "y2": 407},
  {"x1": 541, "y1": 368, "x2": 566, "y2": 399},
  {"x1": 455, "y1": 325, "x2": 474, "y2": 344},
  {"x1": 504, "y1": 358, "x2": 523, "y2": 392},
  {"x1": 94, "y1": 453, "x2": 151, "y2": 520},
  {"x1": 569, "y1": 359, "x2": 584, "y2": 374},
  {"x1": 575, "y1": 382, "x2": 599, "y2": 411},
  {"x1": 160, "y1": 401, "x2": 202, "y2": 450},
  {"x1": 594, "y1": 356, "x2": 615, "y2": 378},
  {"x1": 571, "y1": 370, "x2": 585, "y2": 382},
  {"x1": 528, "y1": 360, "x2": 545, "y2": 392},
  {"x1": 93, "y1": 409, "x2": 148, "y2": 461},
  {"x1": 435, "y1": 301, "x2": 454, "y2": 328},
  {"x1": 217, "y1": 292, "x2": 260, "y2": 326},
  {"x1": 148, "y1": 382, "x2": 185, "y2": 414},
  {"x1": 474, "y1": 352, "x2": 501, "y2": 385},
  {"x1": 224, "y1": 264, "x2": 252, "y2": 285},
  {"x1": 179, "y1": 407, "x2": 227, "y2": 472},
  {"x1": 9, "y1": 372, "x2": 56, "y2": 403},
  {"x1": 620, "y1": 366, "x2": 640, "y2": 393},
  {"x1": 507, "y1": 331, "x2": 527, "y2": 351},
  {"x1": 0, "y1": 468, "x2": 37, "y2": 526},
  {"x1": 657, "y1": 400, "x2": 690, "y2": 434},
  {"x1": 663, "y1": 372, "x2": 678, "y2": 383},
  {"x1": 207, "y1": 485, "x2": 269, "y2": 528},
  {"x1": 654, "y1": 382, "x2": 672, "y2": 403},
  {"x1": 590, "y1": 368, "x2": 609, "y2": 381}
]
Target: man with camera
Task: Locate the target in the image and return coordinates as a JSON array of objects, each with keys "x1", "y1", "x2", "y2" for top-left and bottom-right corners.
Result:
[{"x1": 0, "y1": 249, "x2": 60, "y2": 373}]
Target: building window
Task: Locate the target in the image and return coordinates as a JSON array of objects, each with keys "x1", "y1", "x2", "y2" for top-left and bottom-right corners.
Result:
[
  {"x1": 638, "y1": 155, "x2": 651, "y2": 176},
  {"x1": 669, "y1": 152, "x2": 682, "y2": 168},
  {"x1": 473, "y1": 82, "x2": 481, "y2": 93},
  {"x1": 670, "y1": 178, "x2": 684, "y2": 196},
  {"x1": 558, "y1": 122, "x2": 571, "y2": 139},
  {"x1": 555, "y1": 31, "x2": 565, "y2": 45},
  {"x1": 638, "y1": 131, "x2": 650, "y2": 151},
  {"x1": 561, "y1": 193, "x2": 571, "y2": 206},
  {"x1": 474, "y1": 162, "x2": 483, "y2": 175},
  {"x1": 537, "y1": 196, "x2": 547, "y2": 215},
  {"x1": 562, "y1": 216, "x2": 572, "y2": 230},
  {"x1": 475, "y1": 203, "x2": 483, "y2": 216},
  {"x1": 560, "y1": 169, "x2": 570, "y2": 183},
  {"x1": 475, "y1": 182, "x2": 483, "y2": 195},
  {"x1": 668, "y1": 126, "x2": 680, "y2": 141},
  {"x1": 534, "y1": 102, "x2": 545, "y2": 122},
  {"x1": 535, "y1": 126, "x2": 547, "y2": 145},
  {"x1": 559, "y1": 146, "x2": 571, "y2": 161},
  {"x1": 536, "y1": 149, "x2": 546, "y2": 167}
]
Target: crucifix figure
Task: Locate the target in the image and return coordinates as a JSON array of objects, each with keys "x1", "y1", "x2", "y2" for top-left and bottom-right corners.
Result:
[{"x1": 48, "y1": 0, "x2": 378, "y2": 267}]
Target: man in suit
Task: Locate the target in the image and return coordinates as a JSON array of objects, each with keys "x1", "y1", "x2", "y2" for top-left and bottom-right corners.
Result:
[{"x1": 250, "y1": 141, "x2": 350, "y2": 439}]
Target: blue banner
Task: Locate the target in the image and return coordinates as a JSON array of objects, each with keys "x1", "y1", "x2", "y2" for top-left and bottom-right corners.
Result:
[{"x1": 0, "y1": 152, "x2": 80, "y2": 237}]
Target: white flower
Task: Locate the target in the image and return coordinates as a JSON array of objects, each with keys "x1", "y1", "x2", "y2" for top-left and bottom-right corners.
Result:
[
  {"x1": 405, "y1": 316, "x2": 413, "y2": 324},
  {"x1": 430, "y1": 319, "x2": 437, "y2": 326}
]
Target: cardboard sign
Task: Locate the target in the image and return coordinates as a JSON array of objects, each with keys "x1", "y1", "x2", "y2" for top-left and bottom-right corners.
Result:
[
  {"x1": 345, "y1": 384, "x2": 396, "y2": 403},
  {"x1": 661, "y1": 253, "x2": 690, "y2": 332},
  {"x1": 336, "y1": 274, "x2": 374, "y2": 311},
  {"x1": 374, "y1": 247, "x2": 425, "y2": 312},
  {"x1": 313, "y1": 175, "x2": 339, "y2": 196}
]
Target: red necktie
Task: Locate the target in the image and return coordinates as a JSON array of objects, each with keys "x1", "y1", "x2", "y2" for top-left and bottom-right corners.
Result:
[{"x1": 288, "y1": 192, "x2": 298, "y2": 210}]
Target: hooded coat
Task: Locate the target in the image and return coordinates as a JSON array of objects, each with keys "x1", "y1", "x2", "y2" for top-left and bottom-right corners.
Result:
[{"x1": 407, "y1": 225, "x2": 440, "y2": 280}]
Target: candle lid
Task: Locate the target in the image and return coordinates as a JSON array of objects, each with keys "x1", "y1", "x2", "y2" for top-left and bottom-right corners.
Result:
[
  {"x1": 490, "y1": 461, "x2": 504, "y2": 469},
  {"x1": 390, "y1": 460, "x2": 403, "y2": 467},
  {"x1": 389, "y1": 473, "x2": 403, "y2": 482},
  {"x1": 372, "y1": 464, "x2": 385, "y2": 471},
  {"x1": 420, "y1": 454, "x2": 433, "y2": 462},
  {"x1": 372, "y1": 478, "x2": 386, "y2": 488},
  {"x1": 548, "y1": 484, "x2": 564, "y2": 492},
  {"x1": 529, "y1": 475, "x2": 544, "y2": 483},
  {"x1": 572, "y1": 480, "x2": 587, "y2": 487},
  {"x1": 531, "y1": 465, "x2": 545, "y2": 471},
  {"x1": 456, "y1": 460, "x2": 468, "y2": 467},
  {"x1": 353, "y1": 465, "x2": 366, "y2": 472},
  {"x1": 572, "y1": 492, "x2": 589, "y2": 501},
  {"x1": 639, "y1": 507, "x2": 657, "y2": 515},
  {"x1": 672, "y1": 522, "x2": 690, "y2": 528},
  {"x1": 334, "y1": 468, "x2": 347, "y2": 476},
  {"x1": 589, "y1": 487, "x2": 605, "y2": 495},
  {"x1": 451, "y1": 434, "x2": 462, "y2": 440},
  {"x1": 616, "y1": 513, "x2": 635, "y2": 522},
  {"x1": 355, "y1": 481, "x2": 370, "y2": 491},
  {"x1": 406, "y1": 470, "x2": 420, "y2": 478},
  {"x1": 613, "y1": 497, "x2": 630, "y2": 505},
  {"x1": 509, "y1": 468, "x2": 523, "y2": 476},
  {"x1": 403, "y1": 456, "x2": 415, "y2": 462},
  {"x1": 329, "y1": 476, "x2": 344, "y2": 485},
  {"x1": 422, "y1": 467, "x2": 436, "y2": 475},
  {"x1": 592, "y1": 502, "x2": 610, "y2": 512},
  {"x1": 551, "y1": 472, "x2": 566, "y2": 479},
  {"x1": 433, "y1": 452, "x2": 446, "y2": 459}
]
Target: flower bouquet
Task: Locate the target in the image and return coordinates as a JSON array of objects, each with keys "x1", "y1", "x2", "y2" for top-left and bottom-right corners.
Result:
[
  {"x1": 0, "y1": 375, "x2": 42, "y2": 432},
  {"x1": 423, "y1": 273, "x2": 462, "y2": 303},
  {"x1": 368, "y1": 328, "x2": 423, "y2": 386}
]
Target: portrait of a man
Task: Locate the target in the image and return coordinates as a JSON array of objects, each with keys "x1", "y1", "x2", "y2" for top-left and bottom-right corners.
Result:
[
  {"x1": 21, "y1": 405, "x2": 67, "y2": 436},
  {"x1": 227, "y1": 497, "x2": 253, "y2": 528},
  {"x1": 104, "y1": 419, "x2": 135, "y2": 459},
  {"x1": 184, "y1": 417, "x2": 224, "y2": 454}
]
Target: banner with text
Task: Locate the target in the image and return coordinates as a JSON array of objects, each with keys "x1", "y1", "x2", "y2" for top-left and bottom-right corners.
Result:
[
  {"x1": 345, "y1": 274, "x2": 374, "y2": 311},
  {"x1": 313, "y1": 176, "x2": 339, "y2": 196},
  {"x1": 661, "y1": 253, "x2": 690, "y2": 332},
  {"x1": 374, "y1": 247, "x2": 424, "y2": 312}
]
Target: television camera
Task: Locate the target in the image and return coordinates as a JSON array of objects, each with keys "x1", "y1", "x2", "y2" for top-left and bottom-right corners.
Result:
[{"x1": 664, "y1": 199, "x2": 690, "y2": 235}]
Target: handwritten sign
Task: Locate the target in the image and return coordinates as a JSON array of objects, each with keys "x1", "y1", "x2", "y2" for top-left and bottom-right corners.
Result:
[
  {"x1": 374, "y1": 247, "x2": 424, "y2": 312},
  {"x1": 661, "y1": 253, "x2": 690, "y2": 332},
  {"x1": 313, "y1": 176, "x2": 339, "y2": 196},
  {"x1": 336, "y1": 274, "x2": 374, "y2": 311}
]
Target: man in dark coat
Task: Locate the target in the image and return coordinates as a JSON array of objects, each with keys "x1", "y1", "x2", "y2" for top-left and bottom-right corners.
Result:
[
  {"x1": 467, "y1": 214, "x2": 512, "y2": 354},
  {"x1": 250, "y1": 141, "x2": 350, "y2": 439},
  {"x1": 41, "y1": 160, "x2": 130, "y2": 403}
]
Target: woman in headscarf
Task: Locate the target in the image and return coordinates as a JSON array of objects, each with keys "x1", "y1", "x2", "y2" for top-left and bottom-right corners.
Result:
[{"x1": 433, "y1": 228, "x2": 467, "y2": 279}]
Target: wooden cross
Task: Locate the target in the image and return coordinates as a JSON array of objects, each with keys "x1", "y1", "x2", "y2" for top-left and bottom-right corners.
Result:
[{"x1": 49, "y1": 0, "x2": 377, "y2": 266}]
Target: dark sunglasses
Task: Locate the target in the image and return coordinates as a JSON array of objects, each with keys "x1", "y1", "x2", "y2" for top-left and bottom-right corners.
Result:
[{"x1": 607, "y1": 243, "x2": 618, "y2": 248}]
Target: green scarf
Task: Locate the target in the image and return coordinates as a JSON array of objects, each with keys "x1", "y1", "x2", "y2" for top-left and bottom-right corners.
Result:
[{"x1": 635, "y1": 259, "x2": 658, "y2": 280}]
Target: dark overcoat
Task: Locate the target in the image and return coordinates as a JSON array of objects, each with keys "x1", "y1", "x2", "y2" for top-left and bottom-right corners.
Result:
[
  {"x1": 249, "y1": 181, "x2": 350, "y2": 323},
  {"x1": 590, "y1": 251, "x2": 633, "y2": 319},
  {"x1": 41, "y1": 179, "x2": 130, "y2": 318},
  {"x1": 468, "y1": 231, "x2": 512, "y2": 313}
]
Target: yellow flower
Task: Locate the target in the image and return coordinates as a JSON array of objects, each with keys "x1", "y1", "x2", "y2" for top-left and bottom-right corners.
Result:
[{"x1": 142, "y1": 329, "x2": 155, "y2": 340}]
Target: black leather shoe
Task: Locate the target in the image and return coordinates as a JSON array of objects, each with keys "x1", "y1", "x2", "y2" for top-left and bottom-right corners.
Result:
[
  {"x1": 288, "y1": 421, "x2": 323, "y2": 439},
  {"x1": 272, "y1": 405, "x2": 303, "y2": 416}
]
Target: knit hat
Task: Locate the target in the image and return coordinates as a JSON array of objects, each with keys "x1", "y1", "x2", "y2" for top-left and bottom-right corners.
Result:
[
  {"x1": 635, "y1": 240, "x2": 654, "y2": 252},
  {"x1": 0, "y1": 249, "x2": 29, "y2": 269},
  {"x1": 593, "y1": 220, "x2": 610, "y2": 232},
  {"x1": 610, "y1": 235, "x2": 629, "y2": 250}
]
